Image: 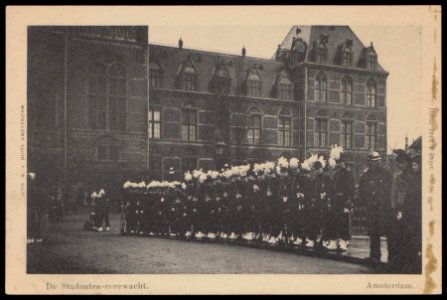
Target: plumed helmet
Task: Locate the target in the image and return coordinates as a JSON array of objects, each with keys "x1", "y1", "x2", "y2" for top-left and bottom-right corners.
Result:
[{"x1": 277, "y1": 156, "x2": 289, "y2": 169}]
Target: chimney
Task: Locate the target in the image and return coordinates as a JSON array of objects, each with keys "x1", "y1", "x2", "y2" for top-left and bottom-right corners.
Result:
[
  {"x1": 178, "y1": 37, "x2": 183, "y2": 49},
  {"x1": 242, "y1": 45, "x2": 246, "y2": 58}
]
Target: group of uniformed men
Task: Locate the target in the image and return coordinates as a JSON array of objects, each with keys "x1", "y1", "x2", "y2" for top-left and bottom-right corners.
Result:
[{"x1": 120, "y1": 145, "x2": 356, "y2": 252}]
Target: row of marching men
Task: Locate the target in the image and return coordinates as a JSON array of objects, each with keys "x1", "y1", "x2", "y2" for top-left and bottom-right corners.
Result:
[{"x1": 121, "y1": 145, "x2": 356, "y2": 252}]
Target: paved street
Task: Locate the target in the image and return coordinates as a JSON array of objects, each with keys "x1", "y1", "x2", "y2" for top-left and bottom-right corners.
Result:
[{"x1": 28, "y1": 211, "x2": 379, "y2": 274}]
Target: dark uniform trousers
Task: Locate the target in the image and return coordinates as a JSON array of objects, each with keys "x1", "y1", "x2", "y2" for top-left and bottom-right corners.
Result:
[{"x1": 359, "y1": 166, "x2": 393, "y2": 261}]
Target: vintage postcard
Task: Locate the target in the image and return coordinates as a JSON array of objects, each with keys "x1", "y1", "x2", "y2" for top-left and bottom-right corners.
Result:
[{"x1": 5, "y1": 5, "x2": 442, "y2": 294}]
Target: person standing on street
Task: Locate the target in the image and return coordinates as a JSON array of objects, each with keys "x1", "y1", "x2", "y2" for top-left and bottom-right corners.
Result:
[{"x1": 358, "y1": 151, "x2": 393, "y2": 264}]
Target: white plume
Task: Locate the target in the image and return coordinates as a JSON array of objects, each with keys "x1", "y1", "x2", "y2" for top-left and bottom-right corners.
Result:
[
  {"x1": 307, "y1": 154, "x2": 319, "y2": 168},
  {"x1": 330, "y1": 144, "x2": 344, "y2": 161},
  {"x1": 289, "y1": 157, "x2": 299, "y2": 169},
  {"x1": 181, "y1": 182, "x2": 187, "y2": 190},
  {"x1": 301, "y1": 160, "x2": 311, "y2": 171},
  {"x1": 192, "y1": 169, "x2": 202, "y2": 179},
  {"x1": 318, "y1": 156, "x2": 326, "y2": 169},
  {"x1": 123, "y1": 181, "x2": 132, "y2": 189},
  {"x1": 184, "y1": 171, "x2": 193, "y2": 182},
  {"x1": 199, "y1": 173, "x2": 208, "y2": 183},
  {"x1": 277, "y1": 156, "x2": 289, "y2": 168},
  {"x1": 329, "y1": 158, "x2": 337, "y2": 168}
]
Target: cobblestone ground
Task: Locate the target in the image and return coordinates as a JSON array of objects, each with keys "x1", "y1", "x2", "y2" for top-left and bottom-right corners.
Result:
[{"x1": 28, "y1": 211, "x2": 377, "y2": 274}]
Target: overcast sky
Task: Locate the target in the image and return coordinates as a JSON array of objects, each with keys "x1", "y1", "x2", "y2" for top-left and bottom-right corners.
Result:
[{"x1": 149, "y1": 25, "x2": 422, "y2": 152}]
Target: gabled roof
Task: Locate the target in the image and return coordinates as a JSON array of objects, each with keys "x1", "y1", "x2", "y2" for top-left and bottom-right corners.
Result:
[{"x1": 277, "y1": 25, "x2": 387, "y2": 73}]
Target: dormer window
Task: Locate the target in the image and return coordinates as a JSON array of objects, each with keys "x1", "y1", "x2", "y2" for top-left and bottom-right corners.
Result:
[
  {"x1": 178, "y1": 59, "x2": 198, "y2": 91},
  {"x1": 275, "y1": 73, "x2": 293, "y2": 100},
  {"x1": 316, "y1": 45, "x2": 328, "y2": 64},
  {"x1": 368, "y1": 53, "x2": 377, "y2": 70},
  {"x1": 211, "y1": 64, "x2": 231, "y2": 94},
  {"x1": 342, "y1": 48, "x2": 353, "y2": 67},
  {"x1": 246, "y1": 71, "x2": 262, "y2": 97}
]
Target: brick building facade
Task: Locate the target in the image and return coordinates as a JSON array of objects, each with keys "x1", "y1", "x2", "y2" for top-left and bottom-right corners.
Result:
[{"x1": 28, "y1": 25, "x2": 388, "y2": 193}]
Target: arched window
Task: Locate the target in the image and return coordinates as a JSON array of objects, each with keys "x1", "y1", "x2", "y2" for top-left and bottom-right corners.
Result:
[
  {"x1": 247, "y1": 106, "x2": 262, "y2": 145},
  {"x1": 212, "y1": 64, "x2": 231, "y2": 94},
  {"x1": 277, "y1": 77, "x2": 293, "y2": 100},
  {"x1": 341, "y1": 112, "x2": 354, "y2": 149},
  {"x1": 315, "y1": 73, "x2": 327, "y2": 103},
  {"x1": 88, "y1": 62, "x2": 107, "y2": 130},
  {"x1": 367, "y1": 79, "x2": 377, "y2": 107},
  {"x1": 342, "y1": 48, "x2": 353, "y2": 67},
  {"x1": 149, "y1": 61, "x2": 163, "y2": 88},
  {"x1": 314, "y1": 110, "x2": 328, "y2": 147},
  {"x1": 316, "y1": 44, "x2": 328, "y2": 63},
  {"x1": 108, "y1": 63, "x2": 127, "y2": 131},
  {"x1": 178, "y1": 59, "x2": 198, "y2": 91},
  {"x1": 366, "y1": 114, "x2": 377, "y2": 150},
  {"x1": 341, "y1": 76, "x2": 353, "y2": 105},
  {"x1": 278, "y1": 109, "x2": 292, "y2": 146},
  {"x1": 246, "y1": 72, "x2": 262, "y2": 97}
]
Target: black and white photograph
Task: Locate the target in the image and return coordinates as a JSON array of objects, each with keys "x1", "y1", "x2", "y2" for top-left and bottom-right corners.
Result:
[{"x1": 6, "y1": 5, "x2": 442, "y2": 295}]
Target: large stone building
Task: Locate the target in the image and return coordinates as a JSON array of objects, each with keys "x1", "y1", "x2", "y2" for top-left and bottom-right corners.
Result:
[
  {"x1": 28, "y1": 26, "x2": 149, "y2": 194},
  {"x1": 148, "y1": 25, "x2": 388, "y2": 181},
  {"x1": 28, "y1": 25, "x2": 388, "y2": 192}
]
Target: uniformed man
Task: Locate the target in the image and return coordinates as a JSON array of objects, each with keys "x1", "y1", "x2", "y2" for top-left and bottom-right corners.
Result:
[
  {"x1": 389, "y1": 149, "x2": 414, "y2": 272},
  {"x1": 313, "y1": 157, "x2": 333, "y2": 249},
  {"x1": 278, "y1": 161, "x2": 294, "y2": 245},
  {"x1": 228, "y1": 169, "x2": 245, "y2": 240},
  {"x1": 263, "y1": 163, "x2": 281, "y2": 245},
  {"x1": 358, "y1": 151, "x2": 393, "y2": 264},
  {"x1": 326, "y1": 152, "x2": 355, "y2": 251},
  {"x1": 403, "y1": 153, "x2": 422, "y2": 273},
  {"x1": 289, "y1": 158, "x2": 305, "y2": 246},
  {"x1": 243, "y1": 168, "x2": 262, "y2": 241}
]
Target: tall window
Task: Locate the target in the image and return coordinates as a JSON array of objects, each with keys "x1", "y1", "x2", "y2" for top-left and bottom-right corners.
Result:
[
  {"x1": 149, "y1": 62, "x2": 163, "y2": 88},
  {"x1": 108, "y1": 64, "x2": 127, "y2": 131},
  {"x1": 278, "y1": 117, "x2": 291, "y2": 146},
  {"x1": 182, "y1": 109, "x2": 197, "y2": 141},
  {"x1": 149, "y1": 108, "x2": 161, "y2": 139},
  {"x1": 181, "y1": 73, "x2": 196, "y2": 91},
  {"x1": 341, "y1": 120, "x2": 353, "y2": 149},
  {"x1": 367, "y1": 53, "x2": 377, "y2": 70},
  {"x1": 366, "y1": 123, "x2": 377, "y2": 150},
  {"x1": 342, "y1": 49, "x2": 353, "y2": 67},
  {"x1": 367, "y1": 80, "x2": 377, "y2": 107},
  {"x1": 247, "y1": 109, "x2": 261, "y2": 145},
  {"x1": 316, "y1": 46, "x2": 327, "y2": 63},
  {"x1": 277, "y1": 77, "x2": 293, "y2": 100},
  {"x1": 315, "y1": 74, "x2": 327, "y2": 103},
  {"x1": 88, "y1": 63, "x2": 107, "y2": 130},
  {"x1": 315, "y1": 118, "x2": 328, "y2": 147},
  {"x1": 342, "y1": 77, "x2": 353, "y2": 105},
  {"x1": 246, "y1": 72, "x2": 262, "y2": 97}
]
